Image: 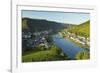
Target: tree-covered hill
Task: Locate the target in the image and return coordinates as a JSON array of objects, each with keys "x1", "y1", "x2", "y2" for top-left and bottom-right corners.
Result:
[
  {"x1": 22, "y1": 18, "x2": 70, "y2": 32},
  {"x1": 67, "y1": 20, "x2": 90, "y2": 38}
]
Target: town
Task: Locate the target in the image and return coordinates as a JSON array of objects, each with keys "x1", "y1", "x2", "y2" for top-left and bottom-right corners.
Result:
[
  {"x1": 22, "y1": 30, "x2": 52, "y2": 52},
  {"x1": 60, "y1": 29, "x2": 90, "y2": 48}
]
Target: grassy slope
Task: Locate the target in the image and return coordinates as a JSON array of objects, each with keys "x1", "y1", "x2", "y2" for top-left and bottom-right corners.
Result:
[
  {"x1": 22, "y1": 45, "x2": 68, "y2": 62},
  {"x1": 22, "y1": 50, "x2": 55, "y2": 62},
  {"x1": 68, "y1": 20, "x2": 90, "y2": 38}
]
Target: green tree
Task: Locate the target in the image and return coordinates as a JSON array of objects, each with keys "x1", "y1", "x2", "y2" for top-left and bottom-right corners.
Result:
[{"x1": 75, "y1": 51, "x2": 90, "y2": 60}]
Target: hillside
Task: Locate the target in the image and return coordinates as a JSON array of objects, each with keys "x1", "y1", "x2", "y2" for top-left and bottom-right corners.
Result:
[
  {"x1": 67, "y1": 20, "x2": 90, "y2": 38},
  {"x1": 22, "y1": 18, "x2": 70, "y2": 32}
]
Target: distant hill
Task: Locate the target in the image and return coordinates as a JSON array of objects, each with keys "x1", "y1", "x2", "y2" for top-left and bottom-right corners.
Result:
[
  {"x1": 67, "y1": 20, "x2": 90, "y2": 38},
  {"x1": 22, "y1": 18, "x2": 70, "y2": 32}
]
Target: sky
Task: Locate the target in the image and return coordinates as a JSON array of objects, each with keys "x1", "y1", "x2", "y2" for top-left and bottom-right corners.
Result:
[{"x1": 22, "y1": 10, "x2": 90, "y2": 24}]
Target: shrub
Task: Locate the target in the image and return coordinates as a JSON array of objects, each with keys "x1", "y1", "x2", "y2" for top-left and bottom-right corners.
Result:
[{"x1": 75, "y1": 51, "x2": 90, "y2": 60}]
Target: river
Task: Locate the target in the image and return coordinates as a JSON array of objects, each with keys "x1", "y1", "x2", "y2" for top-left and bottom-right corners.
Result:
[{"x1": 52, "y1": 34, "x2": 86, "y2": 59}]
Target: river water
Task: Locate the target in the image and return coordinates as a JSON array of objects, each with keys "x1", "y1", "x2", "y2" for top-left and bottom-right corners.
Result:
[{"x1": 52, "y1": 34, "x2": 86, "y2": 59}]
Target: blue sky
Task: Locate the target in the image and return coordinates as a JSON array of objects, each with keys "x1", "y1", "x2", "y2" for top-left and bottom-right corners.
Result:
[{"x1": 22, "y1": 10, "x2": 90, "y2": 24}]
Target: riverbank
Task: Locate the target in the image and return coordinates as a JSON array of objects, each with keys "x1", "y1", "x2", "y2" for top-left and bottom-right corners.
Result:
[{"x1": 59, "y1": 31, "x2": 89, "y2": 51}]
